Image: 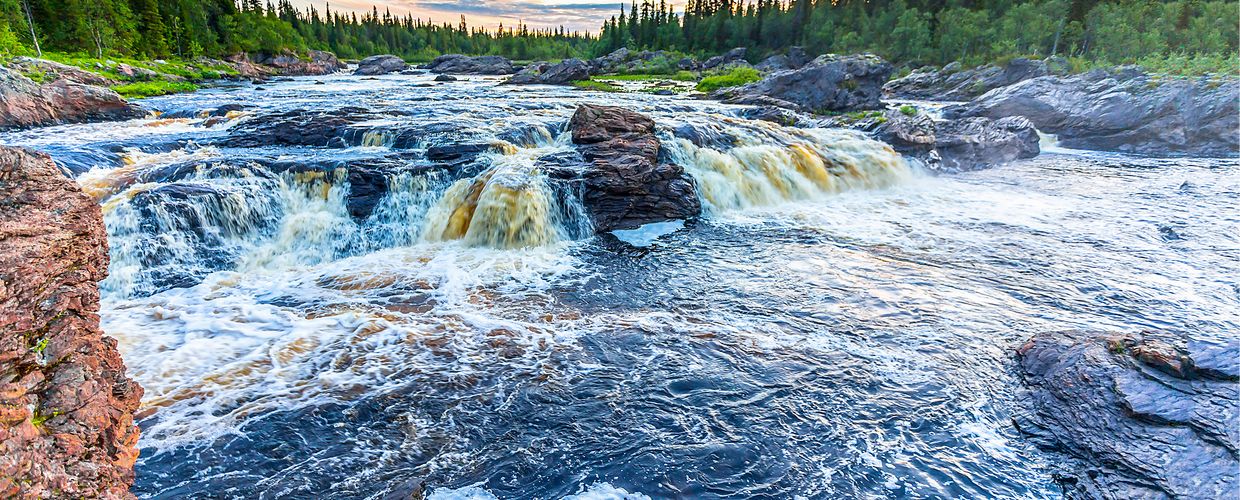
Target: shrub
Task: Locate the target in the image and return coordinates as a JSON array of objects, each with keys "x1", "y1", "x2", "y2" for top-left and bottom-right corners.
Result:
[
  {"x1": 572, "y1": 79, "x2": 621, "y2": 92},
  {"x1": 695, "y1": 66, "x2": 761, "y2": 93},
  {"x1": 111, "y1": 81, "x2": 200, "y2": 98}
]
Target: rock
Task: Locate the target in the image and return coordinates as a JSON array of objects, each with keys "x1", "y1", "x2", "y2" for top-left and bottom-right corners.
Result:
[
  {"x1": 703, "y1": 47, "x2": 748, "y2": 70},
  {"x1": 569, "y1": 104, "x2": 701, "y2": 231},
  {"x1": 255, "y1": 50, "x2": 345, "y2": 76},
  {"x1": 713, "y1": 54, "x2": 893, "y2": 113},
  {"x1": 1044, "y1": 56, "x2": 1071, "y2": 76},
  {"x1": 354, "y1": 55, "x2": 409, "y2": 76},
  {"x1": 932, "y1": 116, "x2": 1040, "y2": 171},
  {"x1": 434, "y1": 74, "x2": 458, "y2": 82},
  {"x1": 1016, "y1": 331, "x2": 1239, "y2": 499},
  {"x1": 819, "y1": 108, "x2": 1039, "y2": 171},
  {"x1": 677, "y1": 57, "x2": 700, "y2": 71},
  {"x1": 754, "y1": 47, "x2": 811, "y2": 73},
  {"x1": 9, "y1": 57, "x2": 115, "y2": 86},
  {"x1": 944, "y1": 71, "x2": 1240, "y2": 156},
  {"x1": 0, "y1": 147, "x2": 144, "y2": 499},
  {"x1": 505, "y1": 59, "x2": 590, "y2": 85},
  {"x1": 0, "y1": 66, "x2": 144, "y2": 130},
  {"x1": 221, "y1": 53, "x2": 276, "y2": 79},
  {"x1": 222, "y1": 107, "x2": 374, "y2": 147},
  {"x1": 427, "y1": 54, "x2": 514, "y2": 75},
  {"x1": 589, "y1": 48, "x2": 631, "y2": 74},
  {"x1": 884, "y1": 58, "x2": 1049, "y2": 101}
]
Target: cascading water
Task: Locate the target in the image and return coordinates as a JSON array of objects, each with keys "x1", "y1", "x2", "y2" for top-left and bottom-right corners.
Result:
[{"x1": 7, "y1": 74, "x2": 1221, "y2": 500}]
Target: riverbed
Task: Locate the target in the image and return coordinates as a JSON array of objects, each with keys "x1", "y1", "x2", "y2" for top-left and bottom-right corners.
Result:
[{"x1": 3, "y1": 72, "x2": 1237, "y2": 499}]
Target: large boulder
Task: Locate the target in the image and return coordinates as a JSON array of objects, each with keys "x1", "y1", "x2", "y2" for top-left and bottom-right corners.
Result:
[
  {"x1": 0, "y1": 147, "x2": 144, "y2": 498},
  {"x1": 569, "y1": 104, "x2": 701, "y2": 231},
  {"x1": 945, "y1": 69, "x2": 1240, "y2": 156},
  {"x1": 354, "y1": 54, "x2": 409, "y2": 76},
  {"x1": 1016, "y1": 331, "x2": 1239, "y2": 499},
  {"x1": 504, "y1": 58, "x2": 590, "y2": 85},
  {"x1": 0, "y1": 65, "x2": 144, "y2": 130},
  {"x1": 884, "y1": 57, "x2": 1049, "y2": 101},
  {"x1": 427, "y1": 54, "x2": 514, "y2": 75},
  {"x1": 819, "y1": 108, "x2": 1040, "y2": 171},
  {"x1": 703, "y1": 47, "x2": 748, "y2": 70},
  {"x1": 256, "y1": 50, "x2": 345, "y2": 76},
  {"x1": 931, "y1": 116, "x2": 1040, "y2": 171},
  {"x1": 754, "y1": 47, "x2": 811, "y2": 73},
  {"x1": 713, "y1": 54, "x2": 894, "y2": 113},
  {"x1": 589, "y1": 48, "x2": 631, "y2": 74}
]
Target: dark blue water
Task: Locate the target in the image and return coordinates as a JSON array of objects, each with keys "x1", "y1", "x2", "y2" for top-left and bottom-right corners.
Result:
[{"x1": 4, "y1": 73, "x2": 1236, "y2": 499}]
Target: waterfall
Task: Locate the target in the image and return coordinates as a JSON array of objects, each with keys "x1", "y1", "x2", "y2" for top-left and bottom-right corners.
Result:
[{"x1": 663, "y1": 126, "x2": 916, "y2": 212}]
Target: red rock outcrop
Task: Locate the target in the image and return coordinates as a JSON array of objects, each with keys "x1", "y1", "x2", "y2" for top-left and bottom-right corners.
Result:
[
  {"x1": 0, "y1": 147, "x2": 143, "y2": 498},
  {"x1": 0, "y1": 66, "x2": 144, "y2": 130},
  {"x1": 569, "y1": 104, "x2": 701, "y2": 231}
]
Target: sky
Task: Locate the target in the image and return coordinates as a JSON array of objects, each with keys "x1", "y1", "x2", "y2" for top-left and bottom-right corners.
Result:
[{"x1": 287, "y1": 0, "x2": 637, "y2": 33}]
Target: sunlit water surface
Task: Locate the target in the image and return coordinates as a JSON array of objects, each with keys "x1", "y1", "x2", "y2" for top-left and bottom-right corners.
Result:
[{"x1": 4, "y1": 72, "x2": 1237, "y2": 499}]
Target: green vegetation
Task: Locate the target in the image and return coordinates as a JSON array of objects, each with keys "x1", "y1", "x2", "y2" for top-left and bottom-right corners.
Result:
[
  {"x1": 31, "y1": 409, "x2": 62, "y2": 427},
  {"x1": 595, "y1": 0, "x2": 1239, "y2": 75},
  {"x1": 0, "y1": 0, "x2": 594, "y2": 62},
  {"x1": 31, "y1": 337, "x2": 48, "y2": 354},
  {"x1": 112, "y1": 80, "x2": 199, "y2": 98},
  {"x1": 572, "y1": 79, "x2": 622, "y2": 92},
  {"x1": 600, "y1": 71, "x2": 698, "y2": 81},
  {"x1": 696, "y1": 66, "x2": 760, "y2": 93},
  {"x1": 899, "y1": 105, "x2": 918, "y2": 116}
]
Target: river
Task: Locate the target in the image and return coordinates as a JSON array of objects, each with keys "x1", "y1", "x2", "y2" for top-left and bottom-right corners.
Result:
[{"x1": 3, "y1": 72, "x2": 1237, "y2": 499}]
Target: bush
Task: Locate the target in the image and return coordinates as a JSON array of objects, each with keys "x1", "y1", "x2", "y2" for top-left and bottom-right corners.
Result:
[
  {"x1": 111, "y1": 81, "x2": 199, "y2": 98},
  {"x1": 572, "y1": 79, "x2": 621, "y2": 92},
  {"x1": 696, "y1": 67, "x2": 761, "y2": 93}
]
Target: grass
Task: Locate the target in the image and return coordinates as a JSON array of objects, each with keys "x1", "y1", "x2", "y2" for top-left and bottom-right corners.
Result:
[
  {"x1": 112, "y1": 81, "x2": 200, "y2": 98},
  {"x1": 572, "y1": 79, "x2": 622, "y2": 92},
  {"x1": 899, "y1": 105, "x2": 918, "y2": 116},
  {"x1": 696, "y1": 66, "x2": 762, "y2": 93},
  {"x1": 597, "y1": 70, "x2": 698, "y2": 82}
]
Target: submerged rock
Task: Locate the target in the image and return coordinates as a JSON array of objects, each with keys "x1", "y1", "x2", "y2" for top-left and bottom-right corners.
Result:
[
  {"x1": 569, "y1": 104, "x2": 701, "y2": 231},
  {"x1": 0, "y1": 65, "x2": 144, "y2": 130},
  {"x1": 222, "y1": 107, "x2": 376, "y2": 147},
  {"x1": 427, "y1": 54, "x2": 514, "y2": 75},
  {"x1": 1016, "y1": 331, "x2": 1239, "y2": 499},
  {"x1": 0, "y1": 147, "x2": 144, "y2": 498},
  {"x1": 945, "y1": 70, "x2": 1240, "y2": 156},
  {"x1": 355, "y1": 55, "x2": 409, "y2": 76},
  {"x1": 713, "y1": 54, "x2": 893, "y2": 113}
]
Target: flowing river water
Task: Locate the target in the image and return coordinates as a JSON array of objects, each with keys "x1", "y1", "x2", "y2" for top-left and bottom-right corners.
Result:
[{"x1": 3, "y1": 72, "x2": 1238, "y2": 499}]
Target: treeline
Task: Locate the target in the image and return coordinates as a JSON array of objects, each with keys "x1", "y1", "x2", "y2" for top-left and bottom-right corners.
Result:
[
  {"x1": 0, "y1": 0, "x2": 594, "y2": 61},
  {"x1": 596, "y1": 0, "x2": 1239, "y2": 69}
]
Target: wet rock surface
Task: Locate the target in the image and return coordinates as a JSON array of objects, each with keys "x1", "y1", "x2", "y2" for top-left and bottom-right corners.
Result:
[
  {"x1": 945, "y1": 69, "x2": 1240, "y2": 156},
  {"x1": 884, "y1": 58, "x2": 1049, "y2": 101},
  {"x1": 505, "y1": 59, "x2": 590, "y2": 86},
  {"x1": 703, "y1": 47, "x2": 748, "y2": 70},
  {"x1": 1016, "y1": 331, "x2": 1239, "y2": 499},
  {"x1": 0, "y1": 147, "x2": 144, "y2": 498},
  {"x1": 819, "y1": 109, "x2": 1039, "y2": 171},
  {"x1": 713, "y1": 54, "x2": 893, "y2": 113},
  {"x1": 569, "y1": 104, "x2": 701, "y2": 231},
  {"x1": 0, "y1": 65, "x2": 144, "y2": 130},
  {"x1": 427, "y1": 54, "x2": 514, "y2": 75},
  {"x1": 355, "y1": 55, "x2": 409, "y2": 76}
]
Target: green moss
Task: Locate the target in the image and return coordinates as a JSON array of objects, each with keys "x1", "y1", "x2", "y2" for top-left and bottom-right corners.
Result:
[
  {"x1": 31, "y1": 409, "x2": 62, "y2": 427},
  {"x1": 111, "y1": 81, "x2": 200, "y2": 98},
  {"x1": 696, "y1": 66, "x2": 761, "y2": 93},
  {"x1": 899, "y1": 105, "x2": 918, "y2": 116},
  {"x1": 571, "y1": 79, "x2": 621, "y2": 92},
  {"x1": 31, "y1": 338, "x2": 49, "y2": 354}
]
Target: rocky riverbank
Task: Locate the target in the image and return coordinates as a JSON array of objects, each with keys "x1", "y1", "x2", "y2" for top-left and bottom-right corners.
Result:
[
  {"x1": 1, "y1": 50, "x2": 345, "y2": 130},
  {"x1": 1016, "y1": 331, "x2": 1238, "y2": 498},
  {"x1": 0, "y1": 147, "x2": 144, "y2": 498}
]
